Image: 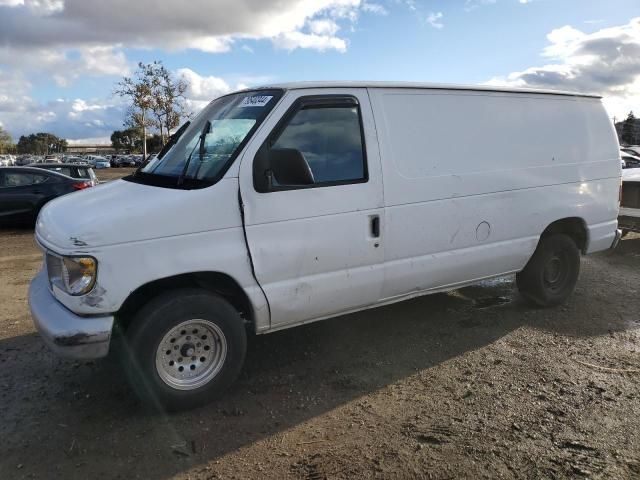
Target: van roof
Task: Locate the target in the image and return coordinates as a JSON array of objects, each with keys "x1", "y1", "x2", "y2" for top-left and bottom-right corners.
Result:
[{"x1": 248, "y1": 81, "x2": 600, "y2": 99}]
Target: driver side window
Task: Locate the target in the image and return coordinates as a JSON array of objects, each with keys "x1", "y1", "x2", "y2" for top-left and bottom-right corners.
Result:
[{"x1": 271, "y1": 101, "x2": 367, "y2": 185}]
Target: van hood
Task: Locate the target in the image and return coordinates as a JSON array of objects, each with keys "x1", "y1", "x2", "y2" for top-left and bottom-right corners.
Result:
[{"x1": 36, "y1": 178, "x2": 239, "y2": 251}]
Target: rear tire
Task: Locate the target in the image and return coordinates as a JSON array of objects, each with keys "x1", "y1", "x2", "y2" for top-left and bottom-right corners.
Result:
[
  {"x1": 121, "y1": 289, "x2": 247, "y2": 412},
  {"x1": 516, "y1": 234, "x2": 580, "y2": 307}
]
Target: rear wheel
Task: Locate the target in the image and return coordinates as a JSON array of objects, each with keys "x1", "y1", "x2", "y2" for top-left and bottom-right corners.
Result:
[
  {"x1": 121, "y1": 289, "x2": 247, "y2": 411},
  {"x1": 516, "y1": 234, "x2": 580, "y2": 307}
]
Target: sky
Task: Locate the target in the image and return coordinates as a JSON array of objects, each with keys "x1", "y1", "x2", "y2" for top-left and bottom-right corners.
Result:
[{"x1": 0, "y1": 0, "x2": 639, "y2": 144}]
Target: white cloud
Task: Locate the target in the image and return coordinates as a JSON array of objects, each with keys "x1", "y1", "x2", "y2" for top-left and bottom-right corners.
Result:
[
  {"x1": 0, "y1": 0, "x2": 370, "y2": 57},
  {"x1": 0, "y1": 64, "x2": 274, "y2": 141},
  {"x1": 309, "y1": 19, "x2": 340, "y2": 36},
  {"x1": 272, "y1": 31, "x2": 348, "y2": 52},
  {"x1": 487, "y1": 17, "x2": 640, "y2": 119},
  {"x1": 0, "y1": 0, "x2": 388, "y2": 141},
  {"x1": 178, "y1": 68, "x2": 232, "y2": 101},
  {"x1": 362, "y1": 2, "x2": 387, "y2": 15},
  {"x1": 174, "y1": 68, "x2": 273, "y2": 114},
  {"x1": 426, "y1": 12, "x2": 444, "y2": 29},
  {"x1": 464, "y1": 0, "x2": 497, "y2": 12},
  {"x1": 0, "y1": 44, "x2": 130, "y2": 87},
  {"x1": 0, "y1": 66, "x2": 125, "y2": 139}
]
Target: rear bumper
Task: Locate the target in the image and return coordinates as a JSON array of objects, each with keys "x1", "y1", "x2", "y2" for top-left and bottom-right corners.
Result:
[
  {"x1": 618, "y1": 214, "x2": 640, "y2": 234},
  {"x1": 585, "y1": 220, "x2": 620, "y2": 254},
  {"x1": 610, "y1": 228, "x2": 623, "y2": 250},
  {"x1": 29, "y1": 270, "x2": 114, "y2": 359}
]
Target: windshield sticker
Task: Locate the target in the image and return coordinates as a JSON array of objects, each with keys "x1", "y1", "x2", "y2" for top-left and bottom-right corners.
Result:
[{"x1": 240, "y1": 95, "x2": 273, "y2": 107}]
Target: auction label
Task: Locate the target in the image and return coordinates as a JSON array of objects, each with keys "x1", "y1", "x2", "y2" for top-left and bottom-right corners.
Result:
[{"x1": 240, "y1": 95, "x2": 273, "y2": 107}]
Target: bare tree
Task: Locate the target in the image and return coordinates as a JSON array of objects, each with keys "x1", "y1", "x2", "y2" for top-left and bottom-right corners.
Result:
[
  {"x1": 116, "y1": 61, "x2": 191, "y2": 153},
  {"x1": 151, "y1": 62, "x2": 189, "y2": 145},
  {"x1": 115, "y1": 63, "x2": 155, "y2": 158}
]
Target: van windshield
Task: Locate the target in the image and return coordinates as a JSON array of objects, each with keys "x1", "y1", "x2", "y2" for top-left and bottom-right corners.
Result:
[{"x1": 127, "y1": 89, "x2": 283, "y2": 189}]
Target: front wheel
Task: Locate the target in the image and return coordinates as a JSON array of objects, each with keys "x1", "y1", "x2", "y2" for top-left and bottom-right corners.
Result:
[
  {"x1": 516, "y1": 234, "x2": 580, "y2": 307},
  {"x1": 122, "y1": 289, "x2": 247, "y2": 411}
]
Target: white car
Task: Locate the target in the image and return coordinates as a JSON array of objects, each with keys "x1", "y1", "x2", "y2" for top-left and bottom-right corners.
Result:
[
  {"x1": 619, "y1": 168, "x2": 640, "y2": 236},
  {"x1": 29, "y1": 82, "x2": 621, "y2": 411}
]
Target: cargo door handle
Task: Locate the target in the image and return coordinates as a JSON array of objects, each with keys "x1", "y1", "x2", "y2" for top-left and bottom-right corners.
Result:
[{"x1": 370, "y1": 215, "x2": 380, "y2": 238}]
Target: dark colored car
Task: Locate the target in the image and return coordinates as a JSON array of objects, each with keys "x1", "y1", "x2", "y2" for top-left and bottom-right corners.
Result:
[
  {"x1": 28, "y1": 162, "x2": 98, "y2": 186},
  {"x1": 0, "y1": 167, "x2": 93, "y2": 226}
]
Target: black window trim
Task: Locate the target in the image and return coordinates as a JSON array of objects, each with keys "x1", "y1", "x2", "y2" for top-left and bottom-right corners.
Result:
[{"x1": 253, "y1": 94, "x2": 369, "y2": 193}]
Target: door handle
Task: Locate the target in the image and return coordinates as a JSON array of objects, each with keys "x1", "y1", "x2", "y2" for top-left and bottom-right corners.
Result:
[{"x1": 370, "y1": 215, "x2": 380, "y2": 238}]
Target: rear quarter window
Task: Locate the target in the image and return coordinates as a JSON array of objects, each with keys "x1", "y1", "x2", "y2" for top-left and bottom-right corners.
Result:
[
  {"x1": 76, "y1": 168, "x2": 91, "y2": 179},
  {"x1": 2, "y1": 173, "x2": 48, "y2": 187}
]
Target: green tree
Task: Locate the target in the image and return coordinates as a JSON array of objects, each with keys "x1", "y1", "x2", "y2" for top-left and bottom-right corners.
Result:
[
  {"x1": 111, "y1": 127, "x2": 143, "y2": 152},
  {"x1": 147, "y1": 134, "x2": 163, "y2": 153},
  {"x1": 16, "y1": 133, "x2": 67, "y2": 154},
  {"x1": 621, "y1": 111, "x2": 638, "y2": 145},
  {"x1": 0, "y1": 126, "x2": 14, "y2": 154}
]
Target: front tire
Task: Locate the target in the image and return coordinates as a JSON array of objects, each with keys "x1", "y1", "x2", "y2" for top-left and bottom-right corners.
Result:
[
  {"x1": 122, "y1": 289, "x2": 247, "y2": 411},
  {"x1": 516, "y1": 234, "x2": 580, "y2": 307}
]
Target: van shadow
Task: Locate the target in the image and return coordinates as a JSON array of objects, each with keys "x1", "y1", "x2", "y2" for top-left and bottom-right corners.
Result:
[{"x1": 0, "y1": 258, "x2": 636, "y2": 479}]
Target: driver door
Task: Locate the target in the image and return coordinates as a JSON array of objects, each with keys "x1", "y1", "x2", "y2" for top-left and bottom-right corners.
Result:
[{"x1": 238, "y1": 88, "x2": 385, "y2": 328}]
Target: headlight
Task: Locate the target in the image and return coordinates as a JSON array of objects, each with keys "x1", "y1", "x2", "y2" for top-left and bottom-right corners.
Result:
[{"x1": 46, "y1": 253, "x2": 97, "y2": 295}]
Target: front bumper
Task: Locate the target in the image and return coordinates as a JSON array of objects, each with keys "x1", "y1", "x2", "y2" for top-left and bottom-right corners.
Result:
[{"x1": 29, "y1": 270, "x2": 114, "y2": 359}]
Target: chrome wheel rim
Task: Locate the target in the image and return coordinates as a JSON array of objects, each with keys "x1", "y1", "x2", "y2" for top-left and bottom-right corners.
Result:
[{"x1": 155, "y1": 319, "x2": 227, "y2": 391}]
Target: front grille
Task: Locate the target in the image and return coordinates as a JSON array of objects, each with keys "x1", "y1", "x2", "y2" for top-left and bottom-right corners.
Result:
[{"x1": 621, "y1": 182, "x2": 640, "y2": 209}]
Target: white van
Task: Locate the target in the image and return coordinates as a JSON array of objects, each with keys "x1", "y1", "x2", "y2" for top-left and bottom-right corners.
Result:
[{"x1": 29, "y1": 82, "x2": 621, "y2": 410}]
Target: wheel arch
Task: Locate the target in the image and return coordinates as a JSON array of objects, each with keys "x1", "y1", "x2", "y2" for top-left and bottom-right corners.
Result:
[
  {"x1": 116, "y1": 271, "x2": 255, "y2": 333},
  {"x1": 540, "y1": 217, "x2": 588, "y2": 253}
]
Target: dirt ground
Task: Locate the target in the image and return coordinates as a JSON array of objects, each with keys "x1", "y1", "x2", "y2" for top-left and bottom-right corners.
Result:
[{"x1": 1, "y1": 168, "x2": 639, "y2": 479}]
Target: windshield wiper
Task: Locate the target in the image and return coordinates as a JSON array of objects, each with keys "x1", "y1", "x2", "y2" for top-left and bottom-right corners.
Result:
[{"x1": 177, "y1": 120, "x2": 211, "y2": 187}]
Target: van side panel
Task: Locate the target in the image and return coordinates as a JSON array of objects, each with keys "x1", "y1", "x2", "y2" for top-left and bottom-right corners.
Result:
[{"x1": 368, "y1": 88, "x2": 620, "y2": 300}]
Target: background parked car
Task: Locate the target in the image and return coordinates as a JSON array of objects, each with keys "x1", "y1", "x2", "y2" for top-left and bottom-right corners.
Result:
[
  {"x1": 622, "y1": 146, "x2": 640, "y2": 156},
  {"x1": 62, "y1": 156, "x2": 85, "y2": 164},
  {"x1": 0, "y1": 155, "x2": 14, "y2": 166},
  {"x1": 0, "y1": 167, "x2": 93, "y2": 226},
  {"x1": 621, "y1": 148, "x2": 640, "y2": 169},
  {"x1": 85, "y1": 155, "x2": 111, "y2": 169},
  {"x1": 28, "y1": 162, "x2": 98, "y2": 186}
]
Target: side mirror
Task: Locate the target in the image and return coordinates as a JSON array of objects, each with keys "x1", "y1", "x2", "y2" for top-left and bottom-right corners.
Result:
[{"x1": 266, "y1": 148, "x2": 315, "y2": 188}]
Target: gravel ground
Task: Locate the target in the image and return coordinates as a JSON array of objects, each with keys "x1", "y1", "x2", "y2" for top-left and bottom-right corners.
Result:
[{"x1": 1, "y1": 169, "x2": 639, "y2": 479}]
